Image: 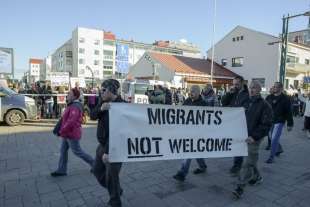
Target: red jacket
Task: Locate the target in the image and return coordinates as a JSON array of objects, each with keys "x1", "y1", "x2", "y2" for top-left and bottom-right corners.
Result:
[{"x1": 59, "y1": 101, "x2": 83, "y2": 140}]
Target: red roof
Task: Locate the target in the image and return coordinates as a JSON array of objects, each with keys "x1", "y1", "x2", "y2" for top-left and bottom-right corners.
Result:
[
  {"x1": 149, "y1": 52, "x2": 238, "y2": 78},
  {"x1": 104, "y1": 32, "x2": 116, "y2": 40},
  {"x1": 29, "y1": 58, "x2": 43, "y2": 64}
]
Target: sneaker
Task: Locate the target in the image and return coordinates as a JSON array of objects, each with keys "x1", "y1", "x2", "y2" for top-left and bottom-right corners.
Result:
[
  {"x1": 50, "y1": 172, "x2": 67, "y2": 177},
  {"x1": 248, "y1": 176, "x2": 263, "y2": 185},
  {"x1": 232, "y1": 186, "x2": 243, "y2": 199},
  {"x1": 230, "y1": 165, "x2": 241, "y2": 176},
  {"x1": 173, "y1": 173, "x2": 185, "y2": 182},
  {"x1": 193, "y1": 168, "x2": 206, "y2": 174},
  {"x1": 265, "y1": 158, "x2": 273, "y2": 164}
]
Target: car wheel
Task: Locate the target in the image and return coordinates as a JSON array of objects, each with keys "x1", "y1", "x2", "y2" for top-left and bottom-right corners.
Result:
[{"x1": 5, "y1": 110, "x2": 25, "y2": 126}]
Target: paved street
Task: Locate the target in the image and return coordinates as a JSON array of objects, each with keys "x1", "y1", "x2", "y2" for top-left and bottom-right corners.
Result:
[{"x1": 0, "y1": 117, "x2": 310, "y2": 207}]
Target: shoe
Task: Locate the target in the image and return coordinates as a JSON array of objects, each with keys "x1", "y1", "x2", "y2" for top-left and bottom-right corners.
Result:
[
  {"x1": 248, "y1": 176, "x2": 263, "y2": 185},
  {"x1": 50, "y1": 172, "x2": 67, "y2": 177},
  {"x1": 265, "y1": 158, "x2": 273, "y2": 164},
  {"x1": 265, "y1": 145, "x2": 270, "y2": 150},
  {"x1": 230, "y1": 165, "x2": 241, "y2": 176},
  {"x1": 173, "y1": 173, "x2": 185, "y2": 182},
  {"x1": 275, "y1": 150, "x2": 283, "y2": 157},
  {"x1": 232, "y1": 186, "x2": 243, "y2": 199},
  {"x1": 193, "y1": 168, "x2": 206, "y2": 174}
]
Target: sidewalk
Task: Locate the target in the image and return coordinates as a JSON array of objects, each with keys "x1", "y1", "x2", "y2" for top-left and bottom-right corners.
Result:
[{"x1": 0, "y1": 117, "x2": 309, "y2": 207}]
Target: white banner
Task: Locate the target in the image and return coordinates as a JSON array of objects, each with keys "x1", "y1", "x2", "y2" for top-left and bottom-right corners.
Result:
[
  {"x1": 50, "y1": 72, "x2": 69, "y2": 87},
  {"x1": 109, "y1": 103, "x2": 248, "y2": 162}
]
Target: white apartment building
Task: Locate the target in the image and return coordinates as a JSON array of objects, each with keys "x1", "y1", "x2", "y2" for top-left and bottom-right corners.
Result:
[
  {"x1": 29, "y1": 58, "x2": 43, "y2": 83},
  {"x1": 51, "y1": 27, "x2": 202, "y2": 81},
  {"x1": 207, "y1": 25, "x2": 310, "y2": 90},
  {"x1": 40, "y1": 55, "x2": 52, "y2": 81}
]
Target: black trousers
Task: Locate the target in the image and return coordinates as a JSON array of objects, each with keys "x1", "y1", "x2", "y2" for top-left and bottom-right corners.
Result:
[{"x1": 93, "y1": 144, "x2": 122, "y2": 207}]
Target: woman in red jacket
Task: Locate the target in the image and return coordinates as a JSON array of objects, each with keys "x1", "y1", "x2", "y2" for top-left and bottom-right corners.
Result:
[{"x1": 51, "y1": 88, "x2": 94, "y2": 177}]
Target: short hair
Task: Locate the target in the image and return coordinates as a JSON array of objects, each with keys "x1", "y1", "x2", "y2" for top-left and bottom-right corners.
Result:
[
  {"x1": 190, "y1": 85, "x2": 201, "y2": 93},
  {"x1": 234, "y1": 75, "x2": 244, "y2": 82},
  {"x1": 250, "y1": 80, "x2": 262, "y2": 92},
  {"x1": 274, "y1": 82, "x2": 283, "y2": 88}
]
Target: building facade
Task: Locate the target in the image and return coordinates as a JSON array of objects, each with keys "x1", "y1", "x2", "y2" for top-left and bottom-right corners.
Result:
[
  {"x1": 207, "y1": 25, "x2": 310, "y2": 90},
  {"x1": 51, "y1": 27, "x2": 202, "y2": 82},
  {"x1": 29, "y1": 58, "x2": 43, "y2": 83},
  {"x1": 128, "y1": 52, "x2": 237, "y2": 89}
]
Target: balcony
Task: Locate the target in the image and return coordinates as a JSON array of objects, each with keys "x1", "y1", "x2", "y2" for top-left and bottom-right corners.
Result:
[{"x1": 286, "y1": 63, "x2": 310, "y2": 74}]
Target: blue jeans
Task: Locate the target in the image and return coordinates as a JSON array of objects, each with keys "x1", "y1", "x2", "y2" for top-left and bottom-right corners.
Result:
[
  {"x1": 56, "y1": 138, "x2": 94, "y2": 173},
  {"x1": 178, "y1": 158, "x2": 207, "y2": 177},
  {"x1": 269, "y1": 123, "x2": 284, "y2": 159},
  {"x1": 46, "y1": 103, "x2": 53, "y2": 116}
]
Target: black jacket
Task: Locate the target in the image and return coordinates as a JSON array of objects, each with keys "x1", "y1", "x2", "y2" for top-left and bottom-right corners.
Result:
[
  {"x1": 266, "y1": 93, "x2": 294, "y2": 127},
  {"x1": 183, "y1": 95, "x2": 207, "y2": 106},
  {"x1": 221, "y1": 88, "x2": 250, "y2": 109},
  {"x1": 246, "y1": 95, "x2": 273, "y2": 141},
  {"x1": 90, "y1": 96, "x2": 124, "y2": 154}
]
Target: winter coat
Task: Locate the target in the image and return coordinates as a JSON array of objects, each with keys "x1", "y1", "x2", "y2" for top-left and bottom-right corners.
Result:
[
  {"x1": 183, "y1": 95, "x2": 207, "y2": 106},
  {"x1": 246, "y1": 95, "x2": 273, "y2": 141},
  {"x1": 265, "y1": 93, "x2": 294, "y2": 127},
  {"x1": 59, "y1": 100, "x2": 83, "y2": 140},
  {"x1": 221, "y1": 88, "x2": 250, "y2": 110},
  {"x1": 90, "y1": 96, "x2": 125, "y2": 154}
]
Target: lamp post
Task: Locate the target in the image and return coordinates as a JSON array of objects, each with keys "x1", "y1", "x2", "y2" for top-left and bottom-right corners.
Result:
[
  {"x1": 86, "y1": 66, "x2": 94, "y2": 88},
  {"x1": 279, "y1": 11, "x2": 310, "y2": 85}
]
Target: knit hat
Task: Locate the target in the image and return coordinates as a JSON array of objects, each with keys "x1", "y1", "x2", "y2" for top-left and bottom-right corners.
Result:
[
  {"x1": 71, "y1": 87, "x2": 80, "y2": 99},
  {"x1": 101, "y1": 79, "x2": 120, "y2": 95}
]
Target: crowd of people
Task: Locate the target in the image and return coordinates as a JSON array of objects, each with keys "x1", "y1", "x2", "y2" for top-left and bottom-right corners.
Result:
[{"x1": 45, "y1": 74, "x2": 308, "y2": 206}]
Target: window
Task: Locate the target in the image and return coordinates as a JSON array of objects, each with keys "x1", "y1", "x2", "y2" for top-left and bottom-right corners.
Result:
[
  {"x1": 79, "y1": 37, "x2": 85, "y2": 43},
  {"x1": 232, "y1": 57, "x2": 244, "y2": 67},
  {"x1": 305, "y1": 59, "x2": 310, "y2": 65},
  {"x1": 79, "y1": 59, "x2": 84, "y2": 64},
  {"x1": 221, "y1": 59, "x2": 227, "y2": 66},
  {"x1": 232, "y1": 38, "x2": 236, "y2": 42},
  {"x1": 287, "y1": 55, "x2": 299, "y2": 63},
  {"x1": 94, "y1": 40, "x2": 100, "y2": 45},
  {"x1": 79, "y1": 48, "x2": 85, "y2": 54},
  {"x1": 103, "y1": 60, "x2": 113, "y2": 66},
  {"x1": 104, "y1": 70, "x2": 113, "y2": 75},
  {"x1": 240, "y1": 36, "x2": 244, "y2": 40},
  {"x1": 94, "y1": 60, "x2": 99, "y2": 65},
  {"x1": 104, "y1": 40, "x2": 115, "y2": 46},
  {"x1": 94, "y1": 50, "x2": 100, "y2": 55},
  {"x1": 66, "y1": 51, "x2": 72, "y2": 57},
  {"x1": 104, "y1": 50, "x2": 113, "y2": 59},
  {"x1": 104, "y1": 65, "x2": 113, "y2": 70},
  {"x1": 236, "y1": 37, "x2": 240, "y2": 41}
]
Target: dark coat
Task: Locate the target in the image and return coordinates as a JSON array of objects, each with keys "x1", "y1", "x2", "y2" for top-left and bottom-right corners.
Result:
[
  {"x1": 183, "y1": 95, "x2": 207, "y2": 106},
  {"x1": 265, "y1": 93, "x2": 294, "y2": 127},
  {"x1": 246, "y1": 95, "x2": 273, "y2": 141},
  {"x1": 221, "y1": 88, "x2": 250, "y2": 109},
  {"x1": 90, "y1": 96, "x2": 124, "y2": 154}
]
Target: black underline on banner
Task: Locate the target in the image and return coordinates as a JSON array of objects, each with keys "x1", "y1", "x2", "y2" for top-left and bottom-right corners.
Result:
[{"x1": 128, "y1": 155, "x2": 164, "y2": 158}]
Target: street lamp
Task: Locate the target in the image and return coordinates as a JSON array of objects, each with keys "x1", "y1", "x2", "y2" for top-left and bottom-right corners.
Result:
[
  {"x1": 85, "y1": 65, "x2": 94, "y2": 88},
  {"x1": 279, "y1": 11, "x2": 310, "y2": 85}
]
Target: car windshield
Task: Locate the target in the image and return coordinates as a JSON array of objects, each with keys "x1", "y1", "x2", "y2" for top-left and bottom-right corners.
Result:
[{"x1": 0, "y1": 87, "x2": 18, "y2": 96}]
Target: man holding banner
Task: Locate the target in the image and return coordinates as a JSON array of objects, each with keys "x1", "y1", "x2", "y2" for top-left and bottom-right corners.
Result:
[
  {"x1": 232, "y1": 81, "x2": 272, "y2": 199},
  {"x1": 91, "y1": 79, "x2": 124, "y2": 207},
  {"x1": 221, "y1": 75, "x2": 250, "y2": 176},
  {"x1": 173, "y1": 85, "x2": 208, "y2": 182}
]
